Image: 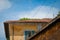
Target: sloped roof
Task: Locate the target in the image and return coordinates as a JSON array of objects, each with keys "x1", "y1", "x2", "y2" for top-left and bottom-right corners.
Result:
[{"x1": 28, "y1": 16, "x2": 60, "y2": 40}]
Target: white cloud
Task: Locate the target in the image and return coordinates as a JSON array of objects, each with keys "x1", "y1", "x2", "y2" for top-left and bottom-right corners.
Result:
[
  {"x1": 0, "y1": 0, "x2": 11, "y2": 11},
  {"x1": 18, "y1": 6, "x2": 59, "y2": 19}
]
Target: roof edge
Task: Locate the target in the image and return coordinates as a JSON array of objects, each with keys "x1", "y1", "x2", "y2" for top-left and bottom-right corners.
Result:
[{"x1": 28, "y1": 16, "x2": 60, "y2": 40}]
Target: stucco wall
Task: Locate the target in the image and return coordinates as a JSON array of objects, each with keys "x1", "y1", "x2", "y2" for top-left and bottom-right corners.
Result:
[
  {"x1": 10, "y1": 36, "x2": 25, "y2": 40},
  {"x1": 8, "y1": 22, "x2": 47, "y2": 40},
  {"x1": 9, "y1": 23, "x2": 38, "y2": 40}
]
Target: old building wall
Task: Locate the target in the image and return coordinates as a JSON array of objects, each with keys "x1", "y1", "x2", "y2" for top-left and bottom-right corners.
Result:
[
  {"x1": 41, "y1": 22, "x2": 48, "y2": 29},
  {"x1": 9, "y1": 23, "x2": 38, "y2": 40},
  {"x1": 30, "y1": 22, "x2": 60, "y2": 40},
  {"x1": 9, "y1": 23, "x2": 37, "y2": 35},
  {"x1": 8, "y1": 22, "x2": 48, "y2": 40}
]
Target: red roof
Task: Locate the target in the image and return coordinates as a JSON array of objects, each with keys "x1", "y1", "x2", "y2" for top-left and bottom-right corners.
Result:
[{"x1": 4, "y1": 18, "x2": 52, "y2": 23}]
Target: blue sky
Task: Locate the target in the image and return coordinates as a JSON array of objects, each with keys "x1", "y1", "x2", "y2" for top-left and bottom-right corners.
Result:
[{"x1": 0, "y1": 0, "x2": 60, "y2": 40}]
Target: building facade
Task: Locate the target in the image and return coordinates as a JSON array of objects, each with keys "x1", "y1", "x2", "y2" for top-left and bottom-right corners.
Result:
[{"x1": 4, "y1": 19, "x2": 51, "y2": 40}]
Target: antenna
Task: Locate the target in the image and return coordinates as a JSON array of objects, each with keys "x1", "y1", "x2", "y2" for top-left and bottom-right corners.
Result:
[
  {"x1": 31, "y1": 1, "x2": 44, "y2": 18},
  {"x1": 32, "y1": 7, "x2": 41, "y2": 17},
  {"x1": 53, "y1": 0, "x2": 57, "y2": 18},
  {"x1": 50, "y1": 0, "x2": 57, "y2": 18}
]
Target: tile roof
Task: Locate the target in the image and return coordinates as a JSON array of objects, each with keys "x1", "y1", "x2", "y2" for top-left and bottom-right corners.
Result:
[{"x1": 4, "y1": 18, "x2": 52, "y2": 23}]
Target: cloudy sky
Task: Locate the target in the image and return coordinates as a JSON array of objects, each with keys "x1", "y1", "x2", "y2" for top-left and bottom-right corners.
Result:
[{"x1": 0, "y1": 0, "x2": 60, "y2": 40}]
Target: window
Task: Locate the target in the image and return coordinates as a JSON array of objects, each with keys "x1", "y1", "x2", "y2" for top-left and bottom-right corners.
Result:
[
  {"x1": 24, "y1": 30, "x2": 35, "y2": 40},
  {"x1": 38, "y1": 24, "x2": 42, "y2": 31}
]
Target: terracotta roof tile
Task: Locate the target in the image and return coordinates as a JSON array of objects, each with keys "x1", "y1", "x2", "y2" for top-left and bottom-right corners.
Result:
[{"x1": 4, "y1": 18, "x2": 52, "y2": 23}]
